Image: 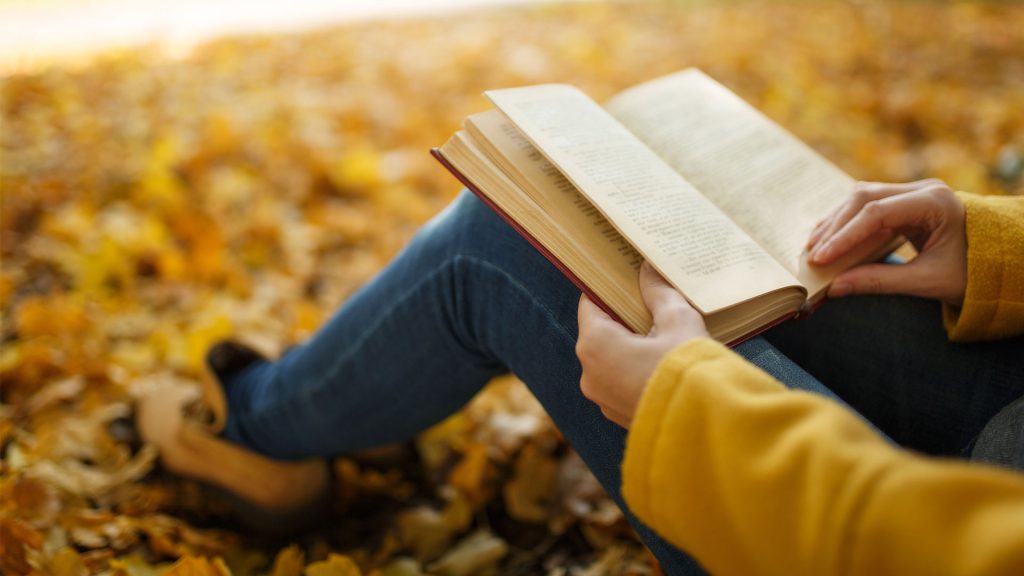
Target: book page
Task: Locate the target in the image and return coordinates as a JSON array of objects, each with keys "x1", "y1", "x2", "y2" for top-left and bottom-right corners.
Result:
[
  {"x1": 465, "y1": 111, "x2": 644, "y2": 277},
  {"x1": 605, "y1": 69, "x2": 855, "y2": 295},
  {"x1": 442, "y1": 131, "x2": 653, "y2": 333},
  {"x1": 486, "y1": 85, "x2": 799, "y2": 314},
  {"x1": 457, "y1": 112, "x2": 652, "y2": 332}
]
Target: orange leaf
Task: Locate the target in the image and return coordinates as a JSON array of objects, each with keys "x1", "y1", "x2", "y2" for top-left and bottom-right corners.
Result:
[
  {"x1": 0, "y1": 517, "x2": 44, "y2": 575},
  {"x1": 447, "y1": 443, "x2": 493, "y2": 506}
]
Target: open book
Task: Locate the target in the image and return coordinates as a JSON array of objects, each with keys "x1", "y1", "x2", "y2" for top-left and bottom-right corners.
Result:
[{"x1": 432, "y1": 69, "x2": 894, "y2": 345}]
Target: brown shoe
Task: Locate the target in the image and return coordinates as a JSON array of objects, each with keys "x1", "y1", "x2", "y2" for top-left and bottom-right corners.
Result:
[{"x1": 136, "y1": 341, "x2": 331, "y2": 533}]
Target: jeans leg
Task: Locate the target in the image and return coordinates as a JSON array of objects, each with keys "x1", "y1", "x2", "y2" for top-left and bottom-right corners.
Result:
[
  {"x1": 735, "y1": 336, "x2": 892, "y2": 443},
  {"x1": 764, "y1": 295, "x2": 1024, "y2": 455},
  {"x1": 222, "y1": 190, "x2": 705, "y2": 574}
]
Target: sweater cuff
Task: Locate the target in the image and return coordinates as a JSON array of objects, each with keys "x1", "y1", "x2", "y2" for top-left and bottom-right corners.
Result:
[
  {"x1": 943, "y1": 192, "x2": 1024, "y2": 341},
  {"x1": 622, "y1": 337, "x2": 779, "y2": 522}
]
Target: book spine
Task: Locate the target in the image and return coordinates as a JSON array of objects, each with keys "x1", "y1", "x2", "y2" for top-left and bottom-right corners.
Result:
[{"x1": 430, "y1": 148, "x2": 633, "y2": 331}]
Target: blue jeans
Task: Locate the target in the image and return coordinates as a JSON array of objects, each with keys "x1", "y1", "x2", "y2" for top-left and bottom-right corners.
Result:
[{"x1": 222, "y1": 190, "x2": 1024, "y2": 574}]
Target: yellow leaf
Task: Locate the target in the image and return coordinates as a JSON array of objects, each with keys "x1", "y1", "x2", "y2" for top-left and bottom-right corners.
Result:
[
  {"x1": 447, "y1": 443, "x2": 493, "y2": 505},
  {"x1": 503, "y1": 443, "x2": 558, "y2": 523},
  {"x1": 426, "y1": 531, "x2": 507, "y2": 576},
  {"x1": 270, "y1": 545, "x2": 305, "y2": 576},
  {"x1": 304, "y1": 554, "x2": 361, "y2": 576},
  {"x1": 15, "y1": 295, "x2": 90, "y2": 339},
  {"x1": 290, "y1": 300, "x2": 325, "y2": 341},
  {"x1": 51, "y1": 547, "x2": 89, "y2": 576},
  {"x1": 134, "y1": 136, "x2": 186, "y2": 209},
  {"x1": 107, "y1": 554, "x2": 165, "y2": 576},
  {"x1": 397, "y1": 507, "x2": 454, "y2": 563},
  {"x1": 162, "y1": 555, "x2": 231, "y2": 576},
  {"x1": 416, "y1": 413, "x2": 470, "y2": 472},
  {"x1": 329, "y1": 147, "x2": 381, "y2": 194},
  {"x1": 156, "y1": 247, "x2": 188, "y2": 281}
]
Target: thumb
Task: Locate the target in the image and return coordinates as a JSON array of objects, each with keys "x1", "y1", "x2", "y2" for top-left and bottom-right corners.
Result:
[
  {"x1": 639, "y1": 262, "x2": 694, "y2": 331},
  {"x1": 829, "y1": 260, "x2": 934, "y2": 299}
]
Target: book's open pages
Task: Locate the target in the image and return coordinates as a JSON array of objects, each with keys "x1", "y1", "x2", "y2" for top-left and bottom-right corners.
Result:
[
  {"x1": 434, "y1": 68, "x2": 893, "y2": 344},
  {"x1": 603, "y1": 69, "x2": 889, "y2": 299}
]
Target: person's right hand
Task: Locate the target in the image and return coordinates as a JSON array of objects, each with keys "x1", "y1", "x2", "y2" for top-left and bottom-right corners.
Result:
[{"x1": 807, "y1": 179, "x2": 967, "y2": 306}]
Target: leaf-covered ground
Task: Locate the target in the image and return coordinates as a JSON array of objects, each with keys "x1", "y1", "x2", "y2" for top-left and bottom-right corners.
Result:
[{"x1": 1, "y1": 1, "x2": 1022, "y2": 574}]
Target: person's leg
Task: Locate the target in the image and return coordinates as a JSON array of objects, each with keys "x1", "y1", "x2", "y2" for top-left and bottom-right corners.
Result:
[
  {"x1": 764, "y1": 294, "x2": 1024, "y2": 456},
  {"x1": 219, "y1": 191, "x2": 845, "y2": 458},
  {"x1": 222, "y1": 190, "x2": 704, "y2": 573}
]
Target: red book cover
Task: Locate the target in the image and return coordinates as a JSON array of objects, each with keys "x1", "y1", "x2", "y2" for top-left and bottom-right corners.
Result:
[{"x1": 431, "y1": 148, "x2": 803, "y2": 348}]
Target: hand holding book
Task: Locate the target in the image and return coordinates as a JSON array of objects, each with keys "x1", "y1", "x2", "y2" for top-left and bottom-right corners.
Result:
[
  {"x1": 577, "y1": 179, "x2": 967, "y2": 428},
  {"x1": 577, "y1": 262, "x2": 708, "y2": 428}
]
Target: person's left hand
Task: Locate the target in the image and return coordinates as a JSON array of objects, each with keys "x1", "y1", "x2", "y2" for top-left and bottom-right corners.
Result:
[{"x1": 577, "y1": 262, "x2": 709, "y2": 428}]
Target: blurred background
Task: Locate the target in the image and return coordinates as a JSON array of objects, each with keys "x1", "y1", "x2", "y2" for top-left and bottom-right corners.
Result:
[{"x1": 2, "y1": 0, "x2": 1022, "y2": 574}]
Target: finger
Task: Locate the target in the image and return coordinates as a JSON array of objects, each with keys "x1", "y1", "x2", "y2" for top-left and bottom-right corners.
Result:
[
  {"x1": 578, "y1": 294, "x2": 625, "y2": 337},
  {"x1": 638, "y1": 262, "x2": 699, "y2": 333},
  {"x1": 805, "y1": 217, "x2": 830, "y2": 249},
  {"x1": 600, "y1": 407, "x2": 629, "y2": 428},
  {"x1": 810, "y1": 180, "x2": 939, "y2": 254},
  {"x1": 811, "y1": 191, "x2": 935, "y2": 265},
  {"x1": 828, "y1": 259, "x2": 936, "y2": 299},
  {"x1": 856, "y1": 179, "x2": 941, "y2": 195},
  {"x1": 813, "y1": 227, "x2": 895, "y2": 267},
  {"x1": 810, "y1": 182, "x2": 895, "y2": 253}
]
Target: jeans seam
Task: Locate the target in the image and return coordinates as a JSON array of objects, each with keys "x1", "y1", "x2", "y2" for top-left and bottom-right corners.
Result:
[
  {"x1": 238, "y1": 252, "x2": 578, "y2": 431},
  {"x1": 240, "y1": 258, "x2": 468, "y2": 429},
  {"x1": 453, "y1": 253, "x2": 578, "y2": 350}
]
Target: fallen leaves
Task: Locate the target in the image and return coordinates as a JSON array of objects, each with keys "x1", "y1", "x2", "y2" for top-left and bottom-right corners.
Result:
[
  {"x1": 426, "y1": 531, "x2": 507, "y2": 576},
  {"x1": 163, "y1": 556, "x2": 231, "y2": 576},
  {"x1": 1, "y1": 1, "x2": 1021, "y2": 574},
  {"x1": 0, "y1": 516, "x2": 44, "y2": 574},
  {"x1": 503, "y1": 443, "x2": 559, "y2": 524},
  {"x1": 396, "y1": 499, "x2": 472, "y2": 563}
]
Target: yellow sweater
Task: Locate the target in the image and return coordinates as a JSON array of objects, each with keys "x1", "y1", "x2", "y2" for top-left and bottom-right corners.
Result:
[{"x1": 622, "y1": 193, "x2": 1024, "y2": 575}]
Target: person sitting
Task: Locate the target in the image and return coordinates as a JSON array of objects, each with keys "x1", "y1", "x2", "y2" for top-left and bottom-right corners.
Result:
[{"x1": 139, "y1": 179, "x2": 1024, "y2": 575}]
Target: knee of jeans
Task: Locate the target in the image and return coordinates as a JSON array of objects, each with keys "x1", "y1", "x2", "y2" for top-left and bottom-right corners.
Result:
[
  {"x1": 411, "y1": 189, "x2": 523, "y2": 262},
  {"x1": 418, "y1": 190, "x2": 489, "y2": 232}
]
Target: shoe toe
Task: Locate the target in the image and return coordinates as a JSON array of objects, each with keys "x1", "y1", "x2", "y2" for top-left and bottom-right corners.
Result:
[{"x1": 136, "y1": 383, "x2": 201, "y2": 466}]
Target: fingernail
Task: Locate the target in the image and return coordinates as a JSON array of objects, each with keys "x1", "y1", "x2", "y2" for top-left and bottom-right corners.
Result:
[
  {"x1": 807, "y1": 228, "x2": 823, "y2": 248},
  {"x1": 812, "y1": 243, "x2": 831, "y2": 263},
  {"x1": 829, "y1": 282, "x2": 851, "y2": 297}
]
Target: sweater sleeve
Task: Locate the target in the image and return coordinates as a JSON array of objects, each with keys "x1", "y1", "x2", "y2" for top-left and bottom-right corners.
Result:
[
  {"x1": 622, "y1": 338, "x2": 1024, "y2": 576},
  {"x1": 943, "y1": 193, "x2": 1024, "y2": 341}
]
